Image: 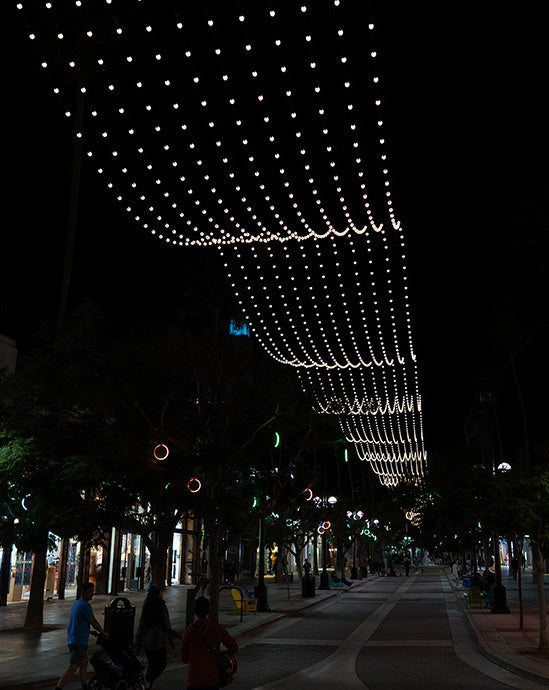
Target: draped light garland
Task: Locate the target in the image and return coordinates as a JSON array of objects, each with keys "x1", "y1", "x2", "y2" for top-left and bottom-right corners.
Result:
[{"x1": 17, "y1": 0, "x2": 426, "y2": 486}]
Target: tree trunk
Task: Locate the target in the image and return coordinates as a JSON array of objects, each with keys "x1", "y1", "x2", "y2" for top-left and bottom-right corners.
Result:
[
  {"x1": 24, "y1": 546, "x2": 47, "y2": 631},
  {"x1": 76, "y1": 541, "x2": 90, "y2": 598},
  {"x1": 280, "y1": 548, "x2": 289, "y2": 581},
  {"x1": 283, "y1": 549, "x2": 291, "y2": 601},
  {"x1": 109, "y1": 529, "x2": 122, "y2": 595},
  {"x1": 0, "y1": 541, "x2": 12, "y2": 606},
  {"x1": 532, "y1": 541, "x2": 549, "y2": 651},
  {"x1": 514, "y1": 536, "x2": 524, "y2": 630},
  {"x1": 57, "y1": 538, "x2": 68, "y2": 600},
  {"x1": 208, "y1": 523, "x2": 223, "y2": 622},
  {"x1": 147, "y1": 530, "x2": 172, "y2": 588},
  {"x1": 532, "y1": 539, "x2": 541, "y2": 585},
  {"x1": 292, "y1": 539, "x2": 304, "y2": 580}
]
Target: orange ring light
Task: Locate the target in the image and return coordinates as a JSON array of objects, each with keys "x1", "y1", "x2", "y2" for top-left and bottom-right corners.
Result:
[
  {"x1": 303, "y1": 488, "x2": 313, "y2": 501},
  {"x1": 322, "y1": 520, "x2": 331, "y2": 530},
  {"x1": 187, "y1": 477, "x2": 202, "y2": 493},
  {"x1": 153, "y1": 444, "x2": 169, "y2": 461}
]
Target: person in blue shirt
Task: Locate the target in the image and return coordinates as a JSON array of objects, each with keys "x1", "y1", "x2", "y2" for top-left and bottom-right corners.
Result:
[{"x1": 56, "y1": 582, "x2": 108, "y2": 690}]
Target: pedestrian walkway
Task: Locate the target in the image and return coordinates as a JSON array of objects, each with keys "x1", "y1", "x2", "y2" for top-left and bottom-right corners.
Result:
[
  {"x1": 0, "y1": 575, "x2": 337, "y2": 689},
  {"x1": 0, "y1": 568, "x2": 547, "y2": 689},
  {"x1": 448, "y1": 568, "x2": 549, "y2": 685}
]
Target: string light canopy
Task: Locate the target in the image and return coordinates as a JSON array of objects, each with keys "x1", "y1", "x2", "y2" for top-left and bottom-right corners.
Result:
[{"x1": 17, "y1": 0, "x2": 426, "y2": 487}]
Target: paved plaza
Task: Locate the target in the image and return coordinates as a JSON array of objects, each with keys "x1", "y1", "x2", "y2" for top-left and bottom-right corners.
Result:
[{"x1": 0, "y1": 568, "x2": 548, "y2": 689}]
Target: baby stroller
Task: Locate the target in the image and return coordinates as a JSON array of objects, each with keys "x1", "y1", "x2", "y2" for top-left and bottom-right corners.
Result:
[{"x1": 89, "y1": 632, "x2": 146, "y2": 690}]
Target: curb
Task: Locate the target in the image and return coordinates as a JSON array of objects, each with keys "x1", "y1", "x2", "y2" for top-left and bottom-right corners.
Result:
[
  {"x1": 234, "y1": 589, "x2": 340, "y2": 640},
  {"x1": 449, "y1": 576, "x2": 549, "y2": 687},
  {"x1": 464, "y1": 607, "x2": 549, "y2": 687}
]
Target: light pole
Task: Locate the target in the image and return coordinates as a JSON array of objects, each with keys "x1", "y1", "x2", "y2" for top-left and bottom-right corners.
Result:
[
  {"x1": 473, "y1": 392, "x2": 509, "y2": 613},
  {"x1": 316, "y1": 495, "x2": 337, "y2": 589},
  {"x1": 491, "y1": 461, "x2": 511, "y2": 613},
  {"x1": 348, "y1": 509, "x2": 364, "y2": 579},
  {"x1": 318, "y1": 527, "x2": 330, "y2": 589}
]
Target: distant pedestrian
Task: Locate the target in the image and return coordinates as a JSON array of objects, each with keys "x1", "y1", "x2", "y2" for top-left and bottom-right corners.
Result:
[
  {"x1": 229, "y1": 560, "x2": 237, "y2": 584},
  {"x1": 481, "y1": 566, "x2": 496, "y2": 606},
  {"x1": 55, "y1": 581, "x2": 108, "y2": 690},
  {"x1": 135, "y1": 583, "x2": 180, "y2": 689},
  {"x1": 404, "y1": 557, "x2": 411, "y2": 576},
  {"x1": 303, "y1": 559, "x2": 312, "y2": 578},
  {"x1": 181, "y1": 596, "x2": 238, "y2": 689},
  {"x1": 471, "y1": 570, "x2": 482, "y2": 588},
  {"x1": 510, "y1": 557, "x2": 519, "y2": 581}
]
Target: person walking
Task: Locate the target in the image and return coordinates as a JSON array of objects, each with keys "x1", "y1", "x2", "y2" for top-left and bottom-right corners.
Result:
[
  {"x1": 303, "y1": 559, "x2": 312, "y2": 577},
  {"x1": 181, "y1": 596, "x2": 238, "y2": 690},
  {"x1": 55, "y1": 581, "x2": 108, "y2": 690},
  {"x1": 135, "y1": 583, "x2": 179, "y2": 689}
]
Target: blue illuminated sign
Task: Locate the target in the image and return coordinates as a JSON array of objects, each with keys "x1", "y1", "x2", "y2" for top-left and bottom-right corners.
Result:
[{"x1": 229, "y1": 320, "x2": 250, "y2": 336}]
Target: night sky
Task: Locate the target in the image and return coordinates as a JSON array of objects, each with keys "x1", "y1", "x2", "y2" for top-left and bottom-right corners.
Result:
[{"x1": 2, "y1": 3, "x2": 548, "y2": 458}]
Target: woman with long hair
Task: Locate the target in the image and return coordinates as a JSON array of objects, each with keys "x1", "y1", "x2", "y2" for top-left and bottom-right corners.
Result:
[{"x1": 135, "y1": 583, "x2": 179, "y2": 688}]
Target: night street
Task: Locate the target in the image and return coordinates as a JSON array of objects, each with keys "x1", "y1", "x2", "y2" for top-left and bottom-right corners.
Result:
[
  {"x1": 151, "y1": 572, "x2": 548, "y2": 690},
  {"x1": 2, "y1": 3, "x2": 549, "y2": 690}
]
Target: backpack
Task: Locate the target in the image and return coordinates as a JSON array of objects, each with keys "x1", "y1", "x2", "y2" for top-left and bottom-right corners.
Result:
[{"x1": 201, "y1": 637, "x2": 238, "y2": 686}]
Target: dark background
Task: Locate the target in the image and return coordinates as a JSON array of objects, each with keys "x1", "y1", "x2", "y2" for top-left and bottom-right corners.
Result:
[{"x1": 2, "y1": 3, "x2": 548, "y2": 457}]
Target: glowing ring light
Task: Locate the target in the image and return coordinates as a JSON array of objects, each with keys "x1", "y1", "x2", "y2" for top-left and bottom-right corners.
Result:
[
  {"x1": 317, "y1": 525, "x2": 326, "y2": 535},
  {"x1": 153, "y1": 444, "x2": 169, "y2": 461},
  {"x1": 322, "y1": 520, "x2": 331, "y2": 530},
  {"x1": 303, "y1": 488, "x2": 313, "y2": 501},
  {"x1": 187, "y1": 477, "x2": 202, "y2": 493}
]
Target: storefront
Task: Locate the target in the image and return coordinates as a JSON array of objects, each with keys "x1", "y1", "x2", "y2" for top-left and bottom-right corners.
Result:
[
  {"x1": 173, "y1": 515, "x2": 202, "y2": 585},
  {"x1": 119, "y1": 531, "x2": 145, "y2": 591},
  {"x1": 171, "y1": 531, "x2": 182, "y2": 584}
]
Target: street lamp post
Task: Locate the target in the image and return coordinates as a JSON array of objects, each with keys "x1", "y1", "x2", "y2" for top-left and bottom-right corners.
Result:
[
  {"x1": 318, "y1": 528, "x2": 330, "y2": 589},
  {"x1": 491, "y1": 530, "x2": 509, "y2": 613},
  {"x1": 317, "y1": 495, "x2": 337, "y2": 589},
  {"x1": 254, "y1": 516, "x2": 270, "y2": 611},
  {"x1": 491, "y1": 462, "x2": 510, "y2": 613},
  {"x1": 348, "y1": 509, "x2": 364, "y2": 579}
]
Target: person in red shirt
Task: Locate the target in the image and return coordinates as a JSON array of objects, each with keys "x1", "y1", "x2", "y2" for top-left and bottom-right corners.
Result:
[{"x1": 181, "y1": 596, "x2": 238, "y2": 690}]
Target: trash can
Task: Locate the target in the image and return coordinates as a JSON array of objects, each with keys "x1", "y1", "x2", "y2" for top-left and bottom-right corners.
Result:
[
  {"x1": 462, "y1": 577, "x2": 471, "y2": 588},
  {"x1": 104, "y1": 597, "x2": 136, "y2": 649},
  {"x1": 302, "y1": 575, "x2": 315, "y2": 598}
]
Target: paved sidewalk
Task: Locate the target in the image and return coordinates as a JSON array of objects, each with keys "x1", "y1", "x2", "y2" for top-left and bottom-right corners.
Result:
[
  {"x1": 449, "y1": 570, "x2": 549, "y2": 685},
  {"x1": 0, "y1": 569, "x2": 548, "y2": 689},
  {"x1": 0, "y1": 575, "x2": 338, "y2": 689}
]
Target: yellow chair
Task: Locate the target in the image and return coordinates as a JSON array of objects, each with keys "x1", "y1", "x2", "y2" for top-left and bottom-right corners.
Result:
[
  {"x1": 465, "y1": 585, "x2": 486, "y2": 609},
  {"x1": 230, "y1": 587, "x2": 257, "y2": 614}
]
